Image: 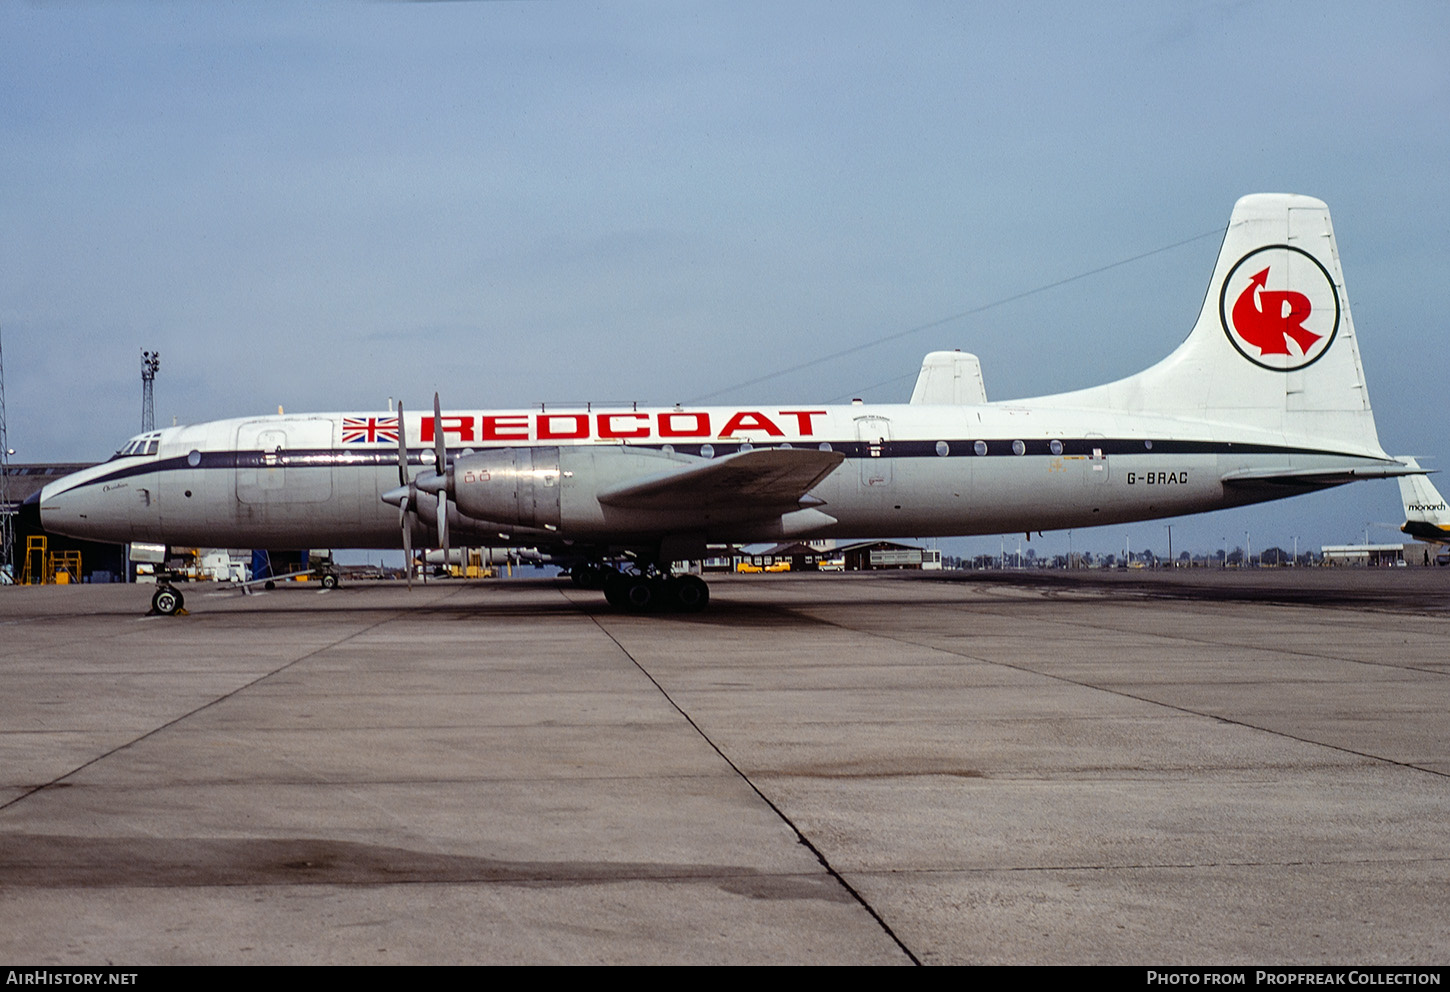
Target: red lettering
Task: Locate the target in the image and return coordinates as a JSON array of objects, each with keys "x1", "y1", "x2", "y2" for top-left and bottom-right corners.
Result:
[
  {"x1": 718, "y1": 411, "x2": 783, "y2": 437},
  {"x1": 597, "y1": 412, "x2": 651, "y2": 439},
  {"x1": 779, "y1": 410, "x2": 826, "y2": 436},
  {"x1": 422, "y1": 416, "x2": 476, "y2": 442},
  {"x1": 658, "y1": 411, "x2": 710, "y2": 438},
  {"x1": 481, "y1": 415, "x2": 529, "y2": 441},
  {"x1": 537, "y1": 413, "x2": 590, "y2": 440}
]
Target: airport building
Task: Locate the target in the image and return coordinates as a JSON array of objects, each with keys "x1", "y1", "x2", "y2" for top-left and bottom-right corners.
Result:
[
  {"x1": 1321, "y1": 542, "x2": 1446, "y2": 567},
  {"x1": 839, "y1": 540, "x2": 944, "y2": 571}
]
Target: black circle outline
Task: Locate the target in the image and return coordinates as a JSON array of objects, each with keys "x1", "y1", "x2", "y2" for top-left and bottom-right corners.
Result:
[{"x1": 1218, "y1": 244, "x2": 1340, "y2": 372}]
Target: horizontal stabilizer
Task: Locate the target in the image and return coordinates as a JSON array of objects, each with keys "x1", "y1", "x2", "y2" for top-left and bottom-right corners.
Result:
[
  {"x1": 597, "y1": 447, "x2": 844, "y2": 511},
  {"x1": 1222, "y1": 460, "x2": 1419, "y2": 491}
]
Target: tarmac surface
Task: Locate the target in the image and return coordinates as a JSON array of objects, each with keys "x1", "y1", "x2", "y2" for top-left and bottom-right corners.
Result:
[{"x1": 2, "y1": 568, "x2": 1448, "y2": 965}]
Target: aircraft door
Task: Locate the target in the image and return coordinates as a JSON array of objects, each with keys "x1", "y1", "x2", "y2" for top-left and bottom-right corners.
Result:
[
  {"x1": 855, "y1": 416, "x2": 893, "y2": 489},
  {"x1": 236, "y1": 420, "x2": 334, "y2": 504}
]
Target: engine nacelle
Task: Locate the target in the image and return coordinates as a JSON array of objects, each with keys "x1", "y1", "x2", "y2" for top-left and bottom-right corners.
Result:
[
  {"x1": 451, "y1": 444, "x2": 735, "y2": 536},
  {"x1": 451, "y1": 447, "x2": 562, "y2": 530}
]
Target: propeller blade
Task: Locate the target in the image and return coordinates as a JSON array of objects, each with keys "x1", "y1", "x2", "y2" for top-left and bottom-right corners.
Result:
[
  {"x1": 437, "y1": 490, "x2": 450, "y2": 565},
  {"x1": 431, "y1": 392, "x2": 452, "y2": 574},
  {"x1": 395, "y1": 401, "x2": 409, "y2": 488},
  {"x1": 400, "y1": 493, "x2": 413, "y2": 590},
  {"x1": 432, "y1": 392, "x2": 447, "y2": 478}
]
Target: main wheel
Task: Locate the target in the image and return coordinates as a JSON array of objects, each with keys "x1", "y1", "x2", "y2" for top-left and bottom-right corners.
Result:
[
  {"x1": 623, "y1": 576, "x2": 656, "y2": 611},
  {"x1": 602, "y1": 569, "x2": 629, "y2": 607},
  {"x1": 671, "y1": 575, "x2": 709, "y2": 612},
  {"x1": 151, "y1": 586, "x2": 184, "y2": 616}
]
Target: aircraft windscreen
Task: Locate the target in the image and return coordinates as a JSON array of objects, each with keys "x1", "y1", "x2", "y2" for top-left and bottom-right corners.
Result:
[{"x1": 111, "y1": 434, "x2": 161, "y2": 460}]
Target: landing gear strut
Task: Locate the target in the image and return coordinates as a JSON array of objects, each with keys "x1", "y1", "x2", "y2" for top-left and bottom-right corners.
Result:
[{"x1": 569, "y1": 561, "x2": 610, "y2": 590}]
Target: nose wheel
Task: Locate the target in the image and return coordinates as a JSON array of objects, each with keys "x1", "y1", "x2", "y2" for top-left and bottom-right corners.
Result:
[{"x1": 150, "y1": 584, "x2": 187, "y2": 616}]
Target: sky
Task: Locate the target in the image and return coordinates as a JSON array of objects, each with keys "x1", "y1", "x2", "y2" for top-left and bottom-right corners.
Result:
[{"x1": 3, "y1": 1, "x2": 1447, "y2": 561}]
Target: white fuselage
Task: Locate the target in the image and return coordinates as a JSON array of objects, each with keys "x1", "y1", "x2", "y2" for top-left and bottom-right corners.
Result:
[{"x1": 38, "y1": 400, "x2": 1382, "y2": 553}]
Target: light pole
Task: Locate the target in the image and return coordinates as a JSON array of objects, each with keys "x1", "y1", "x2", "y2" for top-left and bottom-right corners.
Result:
[{"x1": 141, "y1": 350, "x2": 161, "y2": 433}]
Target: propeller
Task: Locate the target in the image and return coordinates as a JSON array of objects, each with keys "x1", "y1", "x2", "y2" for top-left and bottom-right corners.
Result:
[{"x1": 382, "y1": 394, "x2": 455, "y2": 583}]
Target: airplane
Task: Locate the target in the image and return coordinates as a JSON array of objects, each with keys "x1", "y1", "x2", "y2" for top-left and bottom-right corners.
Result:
[
  {"x1": 1398, "y1": 459, "x2": 1450, "y2": 546},
  {"x1": 39, "y1": 193, "x2": 1419, "y2": 614}
]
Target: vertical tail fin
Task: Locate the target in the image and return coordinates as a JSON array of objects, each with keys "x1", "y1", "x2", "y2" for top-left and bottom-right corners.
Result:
[
  {"x1": 1036, "y1": 194, "x2": 1387, "y2": 458},
  {"x1": 1398, "y1": 459, "x2": 1450, "y2": 544}
]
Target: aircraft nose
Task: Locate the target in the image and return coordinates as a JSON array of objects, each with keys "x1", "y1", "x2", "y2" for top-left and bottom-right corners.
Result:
[
  {"x1": 37, "y1": 471, "x2": 138, "y2": 543},
  {"x1": 37, "y1": 482, "x2": 85, "y2": 538}
]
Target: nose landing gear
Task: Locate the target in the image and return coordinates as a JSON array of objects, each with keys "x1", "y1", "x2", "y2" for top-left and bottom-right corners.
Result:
[{"x1": 149, "y1": 584, "x2": 187, "y2": 616}]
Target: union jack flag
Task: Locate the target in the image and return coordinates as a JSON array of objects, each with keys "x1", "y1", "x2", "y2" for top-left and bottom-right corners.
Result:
[{"x1": 342, "y1": 416, "x2": 400, "y2": 444}]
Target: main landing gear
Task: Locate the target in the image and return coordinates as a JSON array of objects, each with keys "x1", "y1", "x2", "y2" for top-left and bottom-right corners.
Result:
[{"x1": 570, "y1": 562, "x2": 709, "y2": 613}]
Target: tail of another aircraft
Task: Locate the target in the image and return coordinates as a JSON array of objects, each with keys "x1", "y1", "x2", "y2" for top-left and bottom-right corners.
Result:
[
  {"x1": 1035, "y1": 194, "x2": 1389, "y2": 458},
  {"x1": 1398, "y1": 459, "x2": 1450, "y2": 545}
]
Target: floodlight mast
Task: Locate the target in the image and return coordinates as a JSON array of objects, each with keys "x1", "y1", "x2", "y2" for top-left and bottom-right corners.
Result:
[{"x1": 141, "y1": 349, "x2": 160, "y2": 433}]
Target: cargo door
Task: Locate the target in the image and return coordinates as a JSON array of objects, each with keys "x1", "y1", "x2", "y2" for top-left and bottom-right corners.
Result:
[{"x1": 236, "y1": 420, "x2": 334, "y2": 504}]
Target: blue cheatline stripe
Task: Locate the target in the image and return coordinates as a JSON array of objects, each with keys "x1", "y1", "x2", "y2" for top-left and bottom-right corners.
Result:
[{"x1": 53, "y1": 439, "x2": 1391, "y2": 494}]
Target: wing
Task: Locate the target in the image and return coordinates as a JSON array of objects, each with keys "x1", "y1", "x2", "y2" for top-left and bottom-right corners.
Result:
[{"x1": 597, "y1": 447, "x2": 845, "y2": 512}]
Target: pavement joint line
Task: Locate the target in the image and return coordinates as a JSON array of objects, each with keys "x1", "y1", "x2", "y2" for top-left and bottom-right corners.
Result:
[
  {"x1": 780, "y1": 591, "x2": 1450, "y2": 782},
  {"x1": 563, "y1": 585, "x2": 921, "y2": 966},
  {"x1": 0, "y1": 608, "x2": 414, "y2": 813}
]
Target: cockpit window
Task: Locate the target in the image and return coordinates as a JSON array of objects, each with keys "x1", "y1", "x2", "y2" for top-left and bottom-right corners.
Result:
[{"x1": 112, "y1": 433, "x2": 162, "y2": 460}]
